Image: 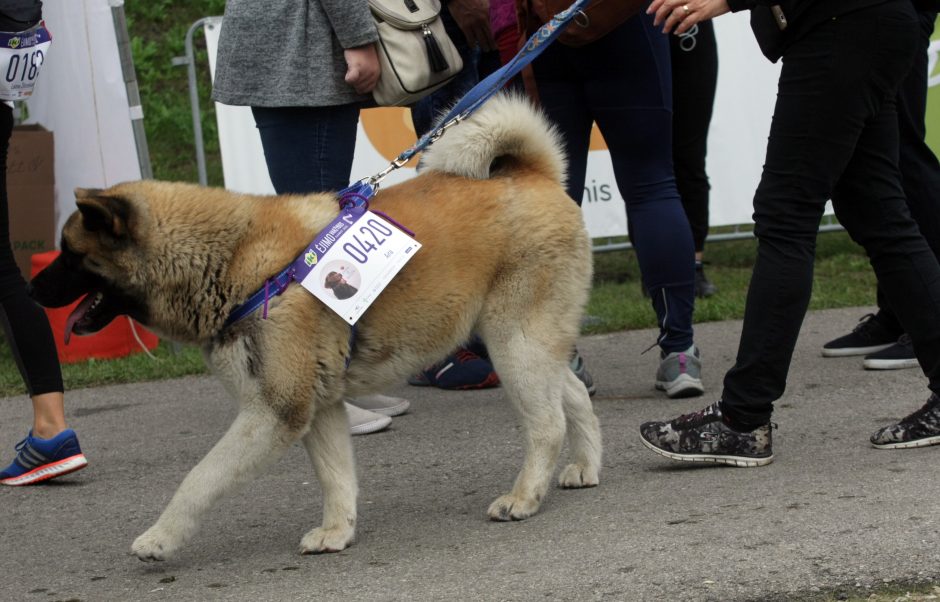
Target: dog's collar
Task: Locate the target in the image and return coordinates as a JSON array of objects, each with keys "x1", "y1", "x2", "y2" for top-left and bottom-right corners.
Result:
[
  {"x1": 220, "y1": 184, "x2": 373, "y2": 369},
  {"x1": 222, "y1": 183, "x2": 374, "y2": 330}
]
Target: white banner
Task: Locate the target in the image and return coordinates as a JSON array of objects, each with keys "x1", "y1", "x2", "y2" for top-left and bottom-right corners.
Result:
[{"x1": 205, "y1": 14, "x2": 783, "y2": 238}]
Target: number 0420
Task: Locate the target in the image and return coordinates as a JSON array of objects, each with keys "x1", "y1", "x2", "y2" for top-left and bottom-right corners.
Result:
[{"x1": 342, "y1": 219, "x2": 395, "y2": 264}]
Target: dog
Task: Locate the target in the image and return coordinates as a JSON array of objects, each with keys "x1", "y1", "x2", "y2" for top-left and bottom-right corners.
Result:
[{"x1": 29, "y1": 94, "x2": 602, "y2": 560}]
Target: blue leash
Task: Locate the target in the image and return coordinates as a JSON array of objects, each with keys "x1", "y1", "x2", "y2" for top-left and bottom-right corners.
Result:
[{"x1": 223, "y1": 0, "x2": 592, "y2": 330}]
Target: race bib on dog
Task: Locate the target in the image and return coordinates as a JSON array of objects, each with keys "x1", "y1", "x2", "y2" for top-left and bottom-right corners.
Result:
[
  {"x1": 299, "y1": 208, "x2": 421, "y2": 325},
  {"x1": 0, "y1": 23, "x2": 52, "y2": 101}
]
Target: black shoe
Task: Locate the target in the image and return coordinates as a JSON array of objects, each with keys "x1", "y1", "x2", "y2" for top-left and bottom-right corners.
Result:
[
  {"x1": 870, "y1": 393, "x2": 940, "y2": 449},
  {"x1": 694, "y1": 262, "x2": 717, "y2": 298},
  {"x1": 862, "y1": 333, "x2": 917, "y2": 370},
  {"x1": 821, "y1": 313, "x2": 900, "y2": 358},
  {"x1": 640, "y1": 402, "x2": 774, "y2": 467}
]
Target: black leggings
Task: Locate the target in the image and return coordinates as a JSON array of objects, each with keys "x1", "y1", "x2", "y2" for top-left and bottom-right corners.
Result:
[{"x1": 0, "y1": 103, "x2": 62, "y2": 396}]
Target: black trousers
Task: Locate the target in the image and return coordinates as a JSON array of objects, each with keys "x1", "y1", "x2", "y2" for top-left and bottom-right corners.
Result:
[
  {"x1": 721, "y1": 1, "x2": 939, "y2": 427},
  {"x1": 0, "y1": 103, "x2": 62, "y2": 396},
  {"x1": 670, "y1": 19, "x2": 718, "y2": 253},
  {"x1": 874, "y1": 9, "x2": 940, "y2": 336}
]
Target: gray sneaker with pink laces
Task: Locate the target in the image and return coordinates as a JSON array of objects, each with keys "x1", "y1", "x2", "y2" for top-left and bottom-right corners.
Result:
[{"x1": 655, "y1": 344, "x2": 704, "y2": 398}]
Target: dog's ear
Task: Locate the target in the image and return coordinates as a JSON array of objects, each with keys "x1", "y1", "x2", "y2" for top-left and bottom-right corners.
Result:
[{"x1": 75, "y1": 188, "x2": 132, "y2": 239}]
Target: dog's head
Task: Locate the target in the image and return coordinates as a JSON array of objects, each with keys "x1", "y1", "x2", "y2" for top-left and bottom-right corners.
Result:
[
  {"x1": 323, "y1": 271, "x2": 343, "y2": 289},
  {"x1": 29, "y1": 187, "x2": 150, "y2": 343}
]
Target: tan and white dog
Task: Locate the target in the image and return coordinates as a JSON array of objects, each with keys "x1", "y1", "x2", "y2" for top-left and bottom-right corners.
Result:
[{"x1": 29, "y1": 94, "x2": 602, "y2": 560}]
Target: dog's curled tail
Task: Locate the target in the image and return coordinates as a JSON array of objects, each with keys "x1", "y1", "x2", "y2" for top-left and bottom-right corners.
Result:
[{"x1": 418, "y1": 92, "x2": 567, "y2": 186}]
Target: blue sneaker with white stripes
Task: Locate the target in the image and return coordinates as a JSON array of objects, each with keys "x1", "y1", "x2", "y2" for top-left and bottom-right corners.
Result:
[{"x1": 0, "y1": 429, "x2": 88, "y2": 486}]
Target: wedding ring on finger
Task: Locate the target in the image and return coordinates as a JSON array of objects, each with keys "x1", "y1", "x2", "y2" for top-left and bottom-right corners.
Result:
[{"x1": 682, "y1": 4, "x2": 690, "y2": 14}]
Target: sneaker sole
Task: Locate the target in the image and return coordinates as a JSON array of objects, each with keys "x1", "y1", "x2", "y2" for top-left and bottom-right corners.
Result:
[
  {"x1": 365, "y1": 400, "x2": 410, "y2": 417},
  {"x1": 640, "y1": 436, "x2": 773, "y2": 467},
  {"x1": 349, "y1": 399, "x2": 410, "y2": 417},
  {"x1": 821, "y1": 343, "x2": 894, "y2": 358},
  {"x1": 871, "y1": 434, "x2": 940, "y2": 450},
  {"x1": 655, "y1": 375, "x2": 705, "y2": 399},
  {"x1": 0, "y1": 453, "x2": 88, "y2": 486},
  {"x1": 349, "y1": 415, "x2": 392, "y2": 436},
  {"x1": 862, "y1": 357, "x2": 919, "y2": 370}
]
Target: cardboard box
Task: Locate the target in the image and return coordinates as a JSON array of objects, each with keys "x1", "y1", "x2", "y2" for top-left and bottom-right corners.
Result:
[{"x1": 6, "y1": 124, "x2": 55, "y2": 280}]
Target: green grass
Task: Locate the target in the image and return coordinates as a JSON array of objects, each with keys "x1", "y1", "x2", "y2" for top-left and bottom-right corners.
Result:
[
  {"x1": 584, "y1": 229, "x2": 877, "y2": 334},
  {"x1": 0, "y1": 230, "x2": 878, "y2": 397}
]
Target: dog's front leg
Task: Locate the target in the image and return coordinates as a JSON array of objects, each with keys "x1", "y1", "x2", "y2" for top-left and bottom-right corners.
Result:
[
  {"x1": 298, "y1": 401, "x2": 357, "y2": 553},
  {"x1": 132, "y1": 408, "x2": 296, "y2": 561}
]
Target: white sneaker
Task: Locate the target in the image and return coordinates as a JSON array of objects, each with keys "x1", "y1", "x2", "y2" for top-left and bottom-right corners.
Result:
[
  {"x1": 347, "y1": 394, "x2": 411, "y2": 417},
  {"x1": 345, "y1": 402, "x2": 392, "y2": 436}
]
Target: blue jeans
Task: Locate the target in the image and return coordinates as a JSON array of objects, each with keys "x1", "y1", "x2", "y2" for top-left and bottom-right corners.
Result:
[
  {"x1": 531, "y1": 12, "x2": 696, "y2": 354},
  {"x1": 251, "y1": 104, "x2": 360, "y2": 194},
  {"x1": 721, "y1": 1, "x2": 933, "y2": 427}
]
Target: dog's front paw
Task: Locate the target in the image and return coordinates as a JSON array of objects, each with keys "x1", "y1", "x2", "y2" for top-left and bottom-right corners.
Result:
[
  {"x1": 299, "y1": 526, "x2": 354, "y2": 554},
  {"x1": 487, "y1": 493, "x2": 541, "y2": 522},
  {"x1": 557, "y1": 463, "x2": 599, "y2": 489},
  {"x1": 131, "y1": 526, "x2": 180, "y2": 562}
]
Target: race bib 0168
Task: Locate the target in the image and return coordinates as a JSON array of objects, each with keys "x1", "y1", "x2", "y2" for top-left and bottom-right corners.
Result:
[{"x1": 0, "y1": 22, "x2": 52, "y2": 101}]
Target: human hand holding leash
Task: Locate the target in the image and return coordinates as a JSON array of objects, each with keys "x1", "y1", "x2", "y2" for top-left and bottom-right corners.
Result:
[
  {"x1": 344, "y1": 44, "x2": 381, "y2": 94},
  {"x1": 647, "y1": 0, "x2": 729, "y2": 35}
]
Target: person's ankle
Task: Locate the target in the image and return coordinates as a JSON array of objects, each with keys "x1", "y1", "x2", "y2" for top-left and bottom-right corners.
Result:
[
  {"x1": 719, "y1": 403, "x2": 764, "y2": 433},
  {"x1": 31, "y1": 423, "x2": 68, "y2": 440}
]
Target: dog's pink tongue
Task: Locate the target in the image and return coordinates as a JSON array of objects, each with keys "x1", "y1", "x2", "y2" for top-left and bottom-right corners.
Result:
[{"x1": 64, "y1": 294, "x2": 96, "y2": 345}]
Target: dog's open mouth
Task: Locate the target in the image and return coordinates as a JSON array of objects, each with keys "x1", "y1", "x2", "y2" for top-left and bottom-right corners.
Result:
[{"x1": 64, "y1": 291, "x2": 118, "y2": 344}]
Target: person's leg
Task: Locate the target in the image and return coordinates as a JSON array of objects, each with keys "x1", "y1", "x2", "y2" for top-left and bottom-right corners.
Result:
[
  {"x1": 721, "y1": 4, "x2": 919, "y2": 429},
  {"x1": 670, "y1": 20, "x2": 716, "y2": 256},
  {"x1": 534, "y1": 14, "x2": 699, "y2": 396},
  {"x1": 0, "y1": 104, "x2": 86, "y2": 485},
  {"x1": 861, "y1": 9, "x2": 940, "y2": 369},
  {"x1": 250, "y1": 104, "x2": 360, "y2": 195},
  {"x1": 671, "y1": 20, "x2": 718, "y2": 297},
  {"x1": 538, "y1": 15, "x2": 696, "y2": 354},
  {"x1": 641, "y1": 1, "x2": 922, "y2": 467}
]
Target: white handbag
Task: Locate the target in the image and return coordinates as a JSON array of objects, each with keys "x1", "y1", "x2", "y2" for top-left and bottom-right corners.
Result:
[{"x1": 369, "y1": 0, "x2": 463, "y2": 107}]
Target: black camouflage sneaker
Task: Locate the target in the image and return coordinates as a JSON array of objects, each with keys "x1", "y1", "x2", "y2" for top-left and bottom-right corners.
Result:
[
  {"x1": 862, "y1": 333, "x2": 917, "y2": 370},
  {"x1": 821, "y1": 313, "x2": 899, "y2": 358},
  {"x1": 640, "y1": 402, "x2": 774, "y2": 467},
  {"x1": 870, "y1": 394, "x2": 940, "y2": 449}
]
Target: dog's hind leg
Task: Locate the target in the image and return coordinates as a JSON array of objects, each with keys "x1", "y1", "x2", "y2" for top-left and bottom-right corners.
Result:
[
  {"x1": 298, "y1": 400, "x2": 358, "y2": 554},
  {"x1": 482, "y1": 337, "x2": 567, "y2": 521},
  {"x1": 131, "y1": 407, "x2": 299, "y2": 561},
  {"x1": 557, "y1": 368, "x2": 601, "y2": 488}
]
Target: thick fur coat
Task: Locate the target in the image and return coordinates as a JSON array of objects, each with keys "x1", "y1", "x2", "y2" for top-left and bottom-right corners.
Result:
[{"x1": 29, "y1": 94, "x2": 602, "y2": 560}]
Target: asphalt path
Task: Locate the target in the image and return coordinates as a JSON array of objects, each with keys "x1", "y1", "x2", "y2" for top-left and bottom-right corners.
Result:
[{"x1": 1, "y1": 306, "x2": 938, "y2": 602}]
